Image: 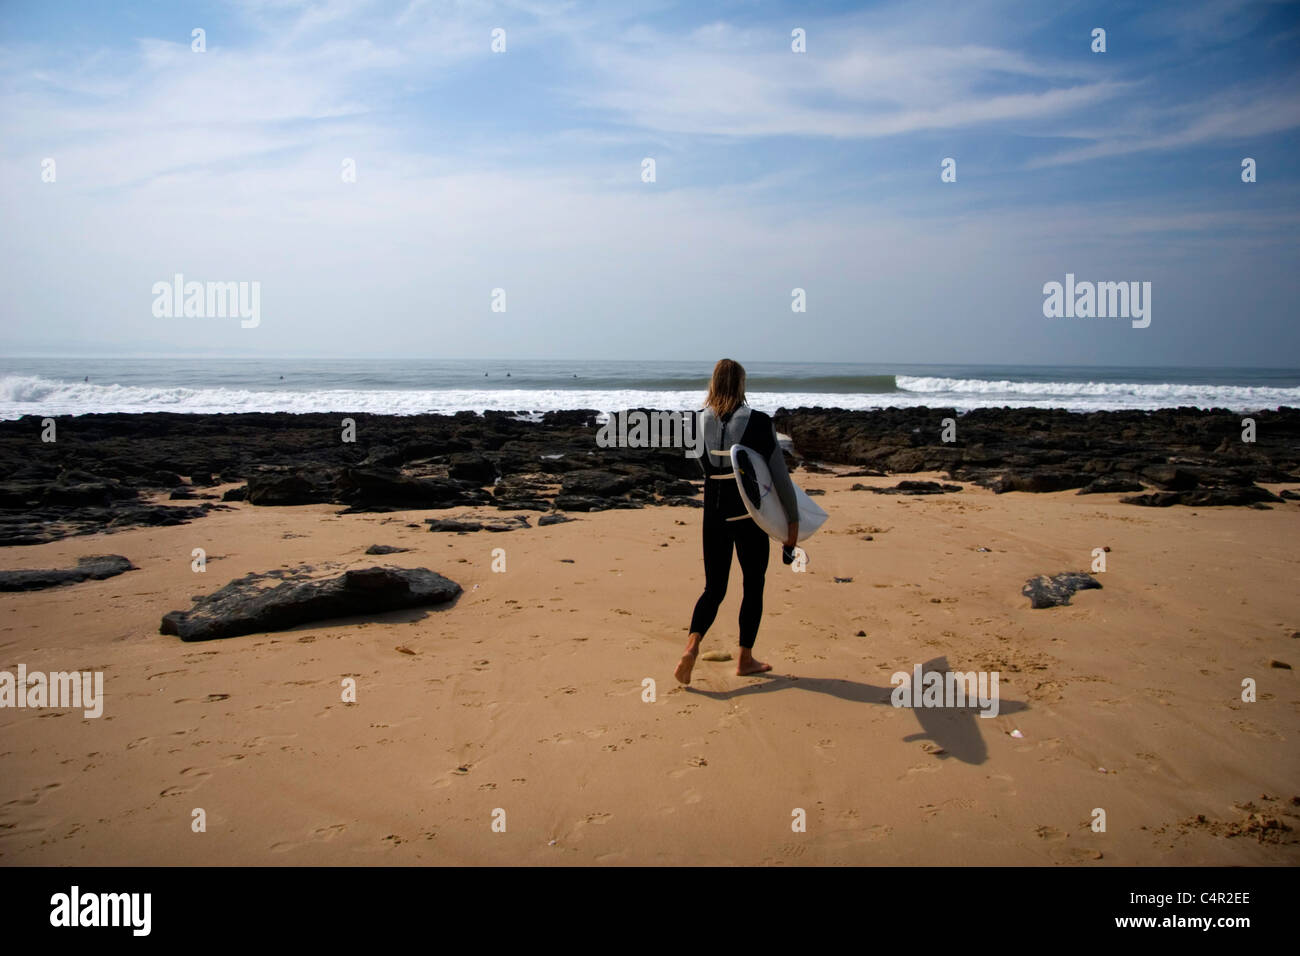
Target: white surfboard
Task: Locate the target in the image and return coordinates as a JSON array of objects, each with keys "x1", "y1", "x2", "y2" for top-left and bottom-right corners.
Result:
[{"x1": 729, "y1": 443, "x2": 828, "y2": 543}]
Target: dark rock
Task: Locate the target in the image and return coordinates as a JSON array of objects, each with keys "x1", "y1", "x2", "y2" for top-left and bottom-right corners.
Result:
[
  {"x1": 0, "y1": 555, "x2": 137, "y2": 592},
  {"x1": 360, "y1": 444, "x2": 404, "y2": 467},
  {"x1": 222, "y1": 485, "x2": 248, "y2": 502},
  {"x1": 160, "y1": 565, "x2": 461, "y2": 641},
  {"x1": 43, "y1": 482, "x2": 120, "y2": 507},
  {"x1": 654, "y1": 478, "x2": 700, "y2": 497},
  {"x1": 365, "y1": 544, "x2": 410, "y2": 555},
  {"x1": 1121, "y1": 487, "x2": 1283, "y2": 508},
  {"x1": 773, "y1": 406, "x2": 1300, "y2": 491},
  {"x1": 337, "y1": 467, "x2": 485, "y2": 510},
  {"x1": 554, "y1": 495, "x2": 616, "y2": 512},
  {"x1": 426, "y1": 516, "x2": 530, "y2": 533},
  {"x1": 5, "y1": 406, "x2": 1296, "y2": 545},
  {"x1": 540, "y1": 409, "x2": 600, "y2": 427},
  {"x1": 559, "y1": 469, "x2": 637, "y2": 497},
  {"x1": 107, "y1": 504, "x2": 212, "y2": 528},
  {"x1": 1077, "y1": 477, "x2": 1145, "y2": 495},
  {"x1": 884, "y1": 447, "x2": 962, "y2": 473},
  {"x1": 538, "y1": 514, "x2": 576, "y2": 526},
  {"x1": 247, "y1": 470, "x2": 333, "y2": 506},
  {"x1": 1022, "y1": 572, "x2": 1102, "y2": 609},
  {"x1": 988, "y1": 472, "x2": 1090, "y2": 494},
  {"x1": 869, "y1": 480, "x2": 962, "y2": 495},
  {"x1": 448, "y1": 453, "x2": 497, "y2": 483},
  {"x1": 494, "y1": 499, "x2": 552, "y2": 511},
  {"x1": 1141, "y1": 465, "x2": 1200, "y2": 490},
  {"x1": 1280, "y1": 489, "x2": 1300, "y2": 501}
]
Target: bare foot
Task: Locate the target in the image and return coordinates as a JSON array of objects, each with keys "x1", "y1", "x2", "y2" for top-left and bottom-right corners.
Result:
[
  {"x1": 675, "y1": 650, "x2": 698, "y2": 684},
  {"x1": 737, "y1": 653, "x2": 772, "y2": 676}
]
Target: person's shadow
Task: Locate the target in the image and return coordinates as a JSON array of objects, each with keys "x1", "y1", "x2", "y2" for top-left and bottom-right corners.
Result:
[{"x1": 686, "y1": 655, "x2": 1027, "y2": 764}]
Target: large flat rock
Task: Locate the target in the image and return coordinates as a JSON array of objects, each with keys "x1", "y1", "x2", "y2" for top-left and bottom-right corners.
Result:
[
  {"x1": 0, "y1": 555, "x2": 137, "y2": 592},
  {"x1": 160, "y1": 565, "x2": 461, "y2": 641}
]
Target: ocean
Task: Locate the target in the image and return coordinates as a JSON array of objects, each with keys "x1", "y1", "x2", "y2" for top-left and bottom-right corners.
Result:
[{"x1": 1, "y1": 357, "x2": 1298, "y2": 420}]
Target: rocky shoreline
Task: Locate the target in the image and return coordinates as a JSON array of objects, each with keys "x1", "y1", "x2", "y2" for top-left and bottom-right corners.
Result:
[{"x1": 1, "y1": 406, "x2": 1297, "y2": 545}]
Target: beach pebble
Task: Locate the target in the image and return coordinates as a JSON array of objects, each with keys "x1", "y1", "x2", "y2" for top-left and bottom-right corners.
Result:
[
  {"x1": 855, "y1": 630, "x2": 866, "y2": 637},
  {"x1": 1269, "y1": 659, "x2": 1292, "y2": 669},
  {"x1": 833, "y1": 576, "x2": 853, "y2": 583}
]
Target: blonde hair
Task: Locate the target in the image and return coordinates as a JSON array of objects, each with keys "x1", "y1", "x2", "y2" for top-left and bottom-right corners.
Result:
[{"x1": 705, "y1": 358, "x2": 747, "y2": 420}]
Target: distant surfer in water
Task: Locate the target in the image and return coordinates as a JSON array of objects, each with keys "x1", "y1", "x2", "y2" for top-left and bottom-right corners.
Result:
[{"x1": 676, "y1": 359, "x2": 799, "y2": 683}]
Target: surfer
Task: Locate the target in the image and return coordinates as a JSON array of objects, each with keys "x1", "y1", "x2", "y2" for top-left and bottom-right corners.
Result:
[{"x1": 676, "y1": 359, "x2": 799, "y2": 683}]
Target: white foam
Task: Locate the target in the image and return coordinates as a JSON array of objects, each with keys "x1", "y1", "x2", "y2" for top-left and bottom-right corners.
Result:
[
  {"x1": 895, "y1": 375, "x2": 1300, "y2": 411},
  {"x1": 1, "y1": 373, "x2": 1295, "y2": 420}
]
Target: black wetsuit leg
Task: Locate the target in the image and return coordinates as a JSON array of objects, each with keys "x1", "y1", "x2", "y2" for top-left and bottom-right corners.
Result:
[
  {"x1": 733, "y1": 514, "x2": 770, "y2": 648},
  {"x1": 688, "y1": 508, "x2": 771, "y2": 649}
]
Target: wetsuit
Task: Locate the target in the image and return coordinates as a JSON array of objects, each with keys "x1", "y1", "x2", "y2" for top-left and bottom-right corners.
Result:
[{"x1": 688, "y1": 405, "x2": 799, "y2": 649}]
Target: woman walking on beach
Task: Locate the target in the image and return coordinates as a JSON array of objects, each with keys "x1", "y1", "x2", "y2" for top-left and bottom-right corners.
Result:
[{"x1": 675, "y1": 359, "x2": 799, "y2": 683}]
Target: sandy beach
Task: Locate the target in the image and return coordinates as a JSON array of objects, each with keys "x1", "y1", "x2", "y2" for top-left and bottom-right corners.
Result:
[{"x1": 2, "y1": 471, "x2": 1296, "y2": 866}]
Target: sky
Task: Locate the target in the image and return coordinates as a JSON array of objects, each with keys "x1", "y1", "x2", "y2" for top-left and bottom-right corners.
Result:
[{"x1": 0, "y1": 0, "x2": 1298, "y2": 366}]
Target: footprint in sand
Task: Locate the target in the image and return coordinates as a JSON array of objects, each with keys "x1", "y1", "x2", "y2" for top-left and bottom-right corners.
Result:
[
  {"x1": 159, "y1": 767, "x2": 211, "y2": 796},
  {"x1": 1035, "y1": 824, "x2": 1103, "y2": 862},
  {"x1": 1232, "y1": 719, "x2": 1282, "y2": 740},
  {"x1": 3, "y1": 782, "x2": 61, "y2": 808},
  {"x1": 987, "y1": 773, "x2": 1018, "y2": 796},
  {"x1": 126, "y1": 729, "x2": 192, "y2": 751},
  {"x1": 669, "y1": 756, "x2": 708, "y2": 779},
  {"x1": 901, "y1": 763, "x2": 942, "y2": 779}
]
